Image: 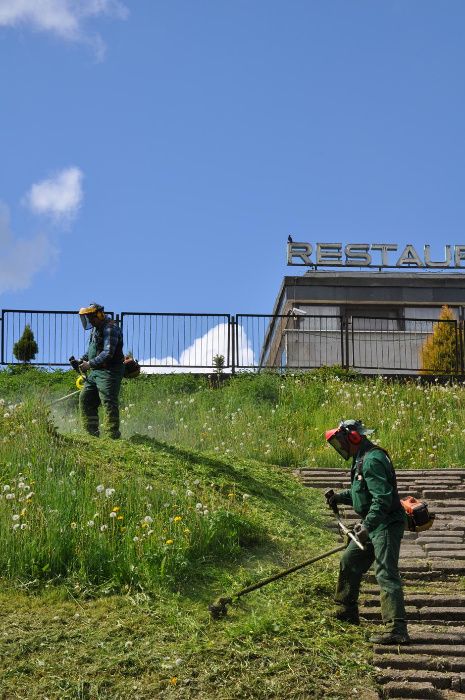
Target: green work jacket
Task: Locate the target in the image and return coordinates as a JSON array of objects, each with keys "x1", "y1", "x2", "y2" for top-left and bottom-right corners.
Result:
[{"x1": 337, "y1": 440, "x2": 405, "y2": 534}]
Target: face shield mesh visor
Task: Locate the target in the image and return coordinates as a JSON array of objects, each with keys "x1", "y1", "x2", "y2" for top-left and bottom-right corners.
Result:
[
  {"x1": 326, "y1": 431, "x2": 351, "y2": 460},
  {"x1": 80, "y1": 314, "x2": 94, "y2": 331}
]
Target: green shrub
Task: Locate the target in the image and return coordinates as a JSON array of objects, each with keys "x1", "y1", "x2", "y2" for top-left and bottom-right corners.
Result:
[
  {"x1": 420, "y1": 305, "x2": 460, "y2": 374},
  {"x1": 12, "y1": 325, "x2": 38, "y2": 363}
]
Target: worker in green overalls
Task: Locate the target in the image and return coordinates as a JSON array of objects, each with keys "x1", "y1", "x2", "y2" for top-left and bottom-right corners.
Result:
[
  {"x1": 77, "y1": 303, "x2": 125, "y2": 439},
  {"x1": 325, "y1": 419, "x2": 409, "y2": 645}
]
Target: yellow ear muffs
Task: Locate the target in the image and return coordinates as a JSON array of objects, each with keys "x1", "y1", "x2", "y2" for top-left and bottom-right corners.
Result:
[{"x1": 76, "y1": 375, "x2": 85, "y2": 390}]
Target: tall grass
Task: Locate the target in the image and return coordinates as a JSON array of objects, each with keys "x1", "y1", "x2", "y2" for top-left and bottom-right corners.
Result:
[
  {"x1": 2, "y1": 369, "x2": 465, "y2": 593},
  {"x1": 118, "y1": 372, "x2": 465, "y2": 469},
  {"x1": 0, "y1": 400, "x2": 269, "y2": 590}
]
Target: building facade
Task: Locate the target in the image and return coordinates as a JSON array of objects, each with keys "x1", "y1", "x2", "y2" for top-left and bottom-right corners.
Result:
[{"x1": 262, "y1": 271, "x2": 465, "y2": 373}]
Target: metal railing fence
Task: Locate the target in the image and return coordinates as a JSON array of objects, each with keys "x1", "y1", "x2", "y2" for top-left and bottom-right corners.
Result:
[
  {"x1": 1, "y1": 308, "x2": 464, "y2": 375},
  {"x1": 0, "y1": 309, "x2": 113, "y2": 367},
  {"x1": 120, "y1": 313, "x2": 230, "y2": 369}
]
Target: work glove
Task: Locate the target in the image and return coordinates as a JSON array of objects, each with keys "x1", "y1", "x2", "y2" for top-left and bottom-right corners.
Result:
[
  {"x1": 353, "y1": 522, "x2": 369, "y2": 545},
  {"x1": 324, "y1": 489, "x2": 340, "y2": 510},
  {"x1": 79, "y1": 360, "x2": 90, "y2": 372}
]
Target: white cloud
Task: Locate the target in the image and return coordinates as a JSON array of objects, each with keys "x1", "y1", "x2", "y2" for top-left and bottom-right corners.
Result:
[
  {"x1": 0, "y1": 0, "x2": 128, "y2": 57},
  {"x1": 25, "y1": 167, "x2": 83, "y2": 222},
  {"x1": 0, "y1": 202, "x2": 57, "y2": 295},
  {"x1": 141, "y1": 324, "x2": 256, "y2": 373}
]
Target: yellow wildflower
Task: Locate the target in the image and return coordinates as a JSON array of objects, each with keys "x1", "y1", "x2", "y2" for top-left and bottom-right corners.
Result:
[
  {"x1": 112, "y1": 506, "x2": 120, "y2": 512},
  {"x1": 173, "y1": 515, "x2": 182, "y2": 523},
  {"x1": 183, "y1": 528, "x2": 190, "y2": 535},
  {"x1": 170, "y1": 677, "x2": 177, "y2": 686},
  {"x1": 117, "y1": 515, "x2": 124, "y2": 520},
  {"x1": 228, "y1": 492, "x2": 235, "y2": 499},
  {"x1": 166, "y1": 539, "x2": 174, "y2": 545},
  {"x1": 20, "y1": 508, "x2": 27, "y2": 516}
]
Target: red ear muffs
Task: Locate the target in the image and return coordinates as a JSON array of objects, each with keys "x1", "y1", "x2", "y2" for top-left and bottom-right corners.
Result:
[{"x1": 347, "y1": 430, "x2": 362, "y2": 445}]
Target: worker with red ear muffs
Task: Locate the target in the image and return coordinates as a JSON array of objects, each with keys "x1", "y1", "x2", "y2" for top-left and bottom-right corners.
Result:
[{"x1": 325, "y1": 419, "x2": 409, "y2": 645}]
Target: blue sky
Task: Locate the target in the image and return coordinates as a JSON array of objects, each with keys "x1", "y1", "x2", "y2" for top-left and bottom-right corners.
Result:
[{"x1": 1, "y1": 0, "x2": 465, "y2": 316}]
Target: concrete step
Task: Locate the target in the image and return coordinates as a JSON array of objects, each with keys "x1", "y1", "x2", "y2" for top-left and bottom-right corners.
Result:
[
  {"x1": 376, "y1": 667, "x2": 465, "y2": 690},
  {"x1": 374, "y1": 644, "x2": 465, "y2": 658},
  {"x1": 361, "y1": 606, "x2": 465, "y2": 622},
  {"x1": 374, "y1": 654, "x2": 465, "y2": 673},
  {"x1": 363, "y1": 595, "x2": 465, "y2": 608},
  {"x1": 380, "y1": 681, "x2": 443, "y2": 698}
]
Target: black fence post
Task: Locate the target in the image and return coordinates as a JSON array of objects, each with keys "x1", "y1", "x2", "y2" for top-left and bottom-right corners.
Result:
[
  {"x1": 459, "y1": 312, "x2": 465, "y2": 374},
  {"x1": 230, "y1": 315, "x2": 236, "y2": 375}
]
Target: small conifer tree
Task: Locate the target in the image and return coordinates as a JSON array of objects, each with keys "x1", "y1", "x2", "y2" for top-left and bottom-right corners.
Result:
[
  {"x1": 420, "y1": 305, "x2": 459, "y2": 374},
  {"x1": 212, "y1": 354, "x2": 225, "y2": 377},
  {"x1": 13, "y1": 325, "x2": 39, "y2": 363}
]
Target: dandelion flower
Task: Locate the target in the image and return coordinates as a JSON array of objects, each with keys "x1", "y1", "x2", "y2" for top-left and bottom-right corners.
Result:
[
  {"x1": 170, "y1": 677, "x2": 177, "y2": 686},
  {"x1": 117, "y1": 515, "x2": 124, "y2": 521},
  {"x1": 96, "y1": 484, "x2": 105, "y2": 493},
  {"x1": 195, "y1": 503, "x2": 203, "y2": 510},
  {"x1": 70, "y1": 522, "x2": 77, "y2": 529},
  {"x1": 3, "y1": 485, "x2": 11, "y2": 492},
  {"x1": 100, "y1": 524, "x2": 108, "y2": 532},
  {"x1": 186, "y1": 490, "x2": 194, "y2": 498},
  {"x1": 5, "y1": 493, "x2": 15, "y2": 500},
  {"x1": 166, "y1": 539, "x2": 174, "y2": 545},
  {"x1": 143, "y1": 515, "x2": 153, "y2": 524},
  {"x1": 133, "y1": 536, "x2": 140, "y2": 542},
  {"x1": 105, "y1": 488, "x2": 115, "y2": 498},
  {"x1": 242, "y1": 494, "x2": 251, "y2": 501},
  {"x1": 87, "y1": 520, "x2": 95, "y2": 527},
  {"x1": 109, "y1": 512, "x2": 117, "y2": 519},
  {"x1": 173, "y1": 516, "x2": 182, "y2": 523}
]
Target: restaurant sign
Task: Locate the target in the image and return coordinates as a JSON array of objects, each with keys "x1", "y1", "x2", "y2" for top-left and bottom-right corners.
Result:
[{"x1": 287, "y1": 242, "x2": 465, "y2": 269}]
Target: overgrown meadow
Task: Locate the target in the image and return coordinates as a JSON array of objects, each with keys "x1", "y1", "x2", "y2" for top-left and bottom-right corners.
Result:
[{"x1": 1, "y1": 367, "x2": 463, "y2": 698}]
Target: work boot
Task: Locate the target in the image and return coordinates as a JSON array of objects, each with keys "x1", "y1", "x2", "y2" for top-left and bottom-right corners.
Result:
[
  {"x1": 334, "y1": 609, "x2": 360, "y2": 625},
  {"x1": 369, "y1": 631, "x2": 410, "y2": 645}
]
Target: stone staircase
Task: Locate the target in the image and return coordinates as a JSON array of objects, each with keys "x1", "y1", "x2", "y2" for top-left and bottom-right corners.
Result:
[{"x1": 296, "y1": 468, "x2": 465, "y2": 699}]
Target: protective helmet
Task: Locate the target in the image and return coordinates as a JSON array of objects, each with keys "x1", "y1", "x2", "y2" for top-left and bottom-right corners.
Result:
[
  {"x1": 325, "y1": 419, "x2": 374, "y2": 460},
  {"x1": 78, "y1": 303, "x2": 105, "y2": 330}
]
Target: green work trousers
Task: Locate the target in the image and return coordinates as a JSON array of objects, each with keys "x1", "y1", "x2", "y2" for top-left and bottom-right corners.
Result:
[
  {"x1": 80, "y1": 367, "x2": 124, "y2": 439},
  {"x1": 334, "y1": 520, "x2": 407, "y2": 635}
]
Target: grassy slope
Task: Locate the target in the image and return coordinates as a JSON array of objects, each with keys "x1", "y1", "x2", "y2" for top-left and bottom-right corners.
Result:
[{"x1": 5, "y1": 367, "x2": 462, "y2": 698}]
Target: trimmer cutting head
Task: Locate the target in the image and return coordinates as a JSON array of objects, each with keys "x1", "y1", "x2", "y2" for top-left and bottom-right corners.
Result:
[{"x1": 209, "y1": 597, "x2": 232, "y2": 620}]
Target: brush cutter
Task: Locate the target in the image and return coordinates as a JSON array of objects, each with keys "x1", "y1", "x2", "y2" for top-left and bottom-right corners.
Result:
[
  {"x1": 209, "y1": 506, "x2": 364, "y2": 620},
  {"x1": 50, "y1": 356, "x2": 87, "y2": 405}
]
